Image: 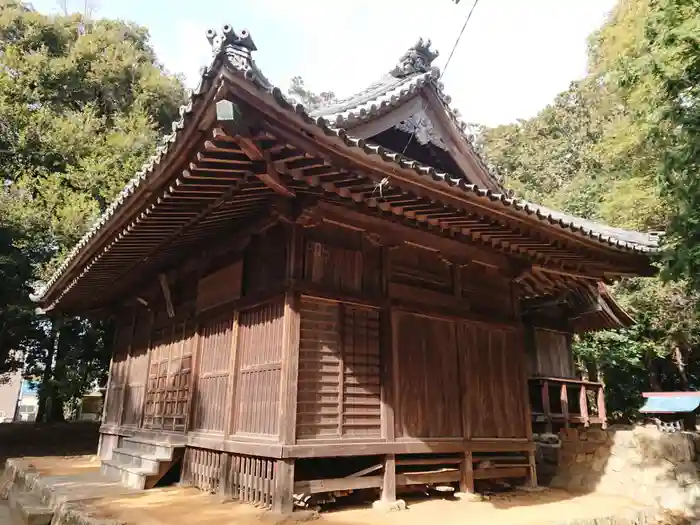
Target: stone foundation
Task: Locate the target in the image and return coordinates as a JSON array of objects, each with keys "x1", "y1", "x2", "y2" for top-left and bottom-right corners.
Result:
[{"x1": 546, "y1": 426, "x2": 700, "y2": 518}]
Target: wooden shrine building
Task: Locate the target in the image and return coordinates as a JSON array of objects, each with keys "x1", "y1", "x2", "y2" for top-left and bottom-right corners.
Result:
[{"x1": 35, "y1": 26, "x2": 658, "y2": 512}]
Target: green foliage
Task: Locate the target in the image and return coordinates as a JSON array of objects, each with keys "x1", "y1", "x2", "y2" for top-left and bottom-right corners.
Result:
[
  {"x1": 0, "y1": 4, "x2": 187, "y2": 418},
  {"x1": 475, "y1": 0, "x2": 700, "y2": 419},
  {"x1": 287, "y1": 76, "x2": 338, "y2": 112}
]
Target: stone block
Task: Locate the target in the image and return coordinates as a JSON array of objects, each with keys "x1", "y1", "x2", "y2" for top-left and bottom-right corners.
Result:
[
  {"x1": 454, "y1": 492, "x2": 484, "y2": 502},
  {"x1": 584, "y1": 429, "x2": 610, "y2": 443},
  {"x1": 372, "y1": 499, "x2": 406, "y2": 512}
]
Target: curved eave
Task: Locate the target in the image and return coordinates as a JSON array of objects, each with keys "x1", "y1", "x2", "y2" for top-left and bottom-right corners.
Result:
[{"x1": 35, "y1": 30, "x2": 659, "y2": 311}]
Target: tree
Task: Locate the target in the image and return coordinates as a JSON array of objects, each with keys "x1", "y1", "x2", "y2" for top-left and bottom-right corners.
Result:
[
  {"x1": 474, "y1": 0, "x2": 700, "y2": 419},
  {"x1": 287, "y1": 76, "x2": 338, "y2": 112},
  {"x1": 0, "y1": 4, "x2": 187, "y2": 419}
]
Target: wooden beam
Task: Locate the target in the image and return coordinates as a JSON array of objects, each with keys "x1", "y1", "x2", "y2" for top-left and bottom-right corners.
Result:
[
  {"x1": 158, "y1": 274, "x2": 175, "y2": 318},
  {"x1": 317, "y1": 201, "x2": 512, "y2": 270},
  {"x1": 215, "y1": 100, "x2": 294, "y2": 198},
  {"x1": 396, "y1": 469, "x2": 460, "y2": 486},
  {"x1": 294, "y1": 475, "x2": 382, "y2": 495}
]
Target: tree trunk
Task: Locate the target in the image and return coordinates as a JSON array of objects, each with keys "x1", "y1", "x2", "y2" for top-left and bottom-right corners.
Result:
[
  {"x1": 35, "y1": 322, "x2": 57, "y2": 423},
  {"x1": 646, "y1": 353, "x2": 662, "y2": 392},
  {"x1": 672, "y1": 345, "x2": 690, "y2": 391}
]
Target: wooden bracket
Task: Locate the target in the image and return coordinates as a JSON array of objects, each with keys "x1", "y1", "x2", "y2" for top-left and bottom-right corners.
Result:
[
  {"x1": 158, "y1": 274, "x2": 175, "y2": 318},
  {"x1": 215, "y1": 100, "x2": 294, "y2": 198}
]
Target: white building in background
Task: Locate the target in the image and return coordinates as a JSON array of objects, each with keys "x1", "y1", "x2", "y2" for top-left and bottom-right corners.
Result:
[{"x1": 0, "y1": 372, "x2": 22, "y2": 422}]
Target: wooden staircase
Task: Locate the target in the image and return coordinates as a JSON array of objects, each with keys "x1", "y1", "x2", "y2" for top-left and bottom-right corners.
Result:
[{"x1": 101, "y1": 437, "x2": 183, "y2": 490}]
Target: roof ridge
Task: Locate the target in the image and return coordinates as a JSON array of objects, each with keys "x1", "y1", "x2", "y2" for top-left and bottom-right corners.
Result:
[{"x1": 34, "y1": 23, "x2": 658, "y2": 307}]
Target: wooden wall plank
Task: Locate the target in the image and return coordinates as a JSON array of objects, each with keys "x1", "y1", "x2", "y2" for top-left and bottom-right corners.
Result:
[
  {"x1": 191, "y1": 311, "x2": 235, "y2": 433},
  {"x1": 232, "y1": 298, "x2": 285, "y2": 438}
]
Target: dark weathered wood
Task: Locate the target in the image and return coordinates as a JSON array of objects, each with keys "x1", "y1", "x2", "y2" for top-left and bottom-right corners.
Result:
[
  {"x1": 397, "y1": 469, "x2": 460, "y2": 486},
  {"x1": 580, "y1": 385, "x2": 590, "y2": 427},
  {"x1": 232, "y1": 299, "x2": 285, "y2": 437},
  {"x1": 460, "y1": 451, "x2": 475, "y2": 493},
  {"x1": 473, "y1": 467, "x2": 529, "y2": 480},
  {"x1": 294, "y1": 475, "x2": 383, "y2": 495},
  {"x1": 561, "y1": 383, "x2": 570, "y2": 430},
  {"x1": 542, "y1": 380, "x2": 552, "y2": 434},
  {"x1": 598, "y1": 384, "x2": 608, "y2": 429}
]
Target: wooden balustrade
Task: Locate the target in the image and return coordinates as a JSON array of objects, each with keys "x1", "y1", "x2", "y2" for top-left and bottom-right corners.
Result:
[{"x1": 528, "y1": 377, "x2": 607, "y2": 432}]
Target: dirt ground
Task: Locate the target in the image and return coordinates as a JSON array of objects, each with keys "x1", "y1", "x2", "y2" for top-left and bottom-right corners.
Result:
[{"x1": 5, "y1": 456, "x2": 656, "y2": 525}]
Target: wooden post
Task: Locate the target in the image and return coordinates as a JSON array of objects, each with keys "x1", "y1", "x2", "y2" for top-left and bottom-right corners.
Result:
[
  {"x1": 580, "y1": 385, "x2": 590, "y2": 427},
  {"x1": 273, "y1": 458, "x2": 295, "y2": 514},
  {"x1": 278, "y1": 291, "x2": 300, "y2": 445},
  {"x1": 527, "y1": 449, "x2": 539, "y2": 488},
  {"x1": 542, "y1": 380, "x2": 552, "y2": 434},
  {"x1": 381, "y1": 454, "x2": 397, "y2": 502},
  {"x1": 561, "y1": 383, "x2": 570, "y2": 429},
  {"x1": 597, "y1": 384, "x2": 607, "y2": 429},
  {"x1": 459, "y1": 451, "x2": 475, "y2": 494},
  {"x1": 219, "y1": 451, "x2": 231, "y2": 498},
  {"x1": 223, "y1": 311, "x2": 241, "y2": 438}
]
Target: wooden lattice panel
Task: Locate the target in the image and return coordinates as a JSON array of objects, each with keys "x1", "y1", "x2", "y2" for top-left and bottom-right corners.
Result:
[
  {"x1": 341, "y1": 306, "x2": 381, "y2": 437},
  {"x1": 143, "y1": 319, "x2": 194, "y2": 432},
  {"x1": 192, "y1": 311, "x2": 235, "y2": 433},
  {"x1": 182, "y1": 447, "x2": 222, "y2": 493},
  {"x1": 232, "y1": 299, "x2": 284, "y2": 437},
  {"x1": 297, "y1": 298, "x2": 342, "y2": 439},
  {"x1": 297, "y1": 299, "x2": 382, "y2": 440},
  {"x1": 222, "y1": 454, "x2": 276, "y2": 509}
]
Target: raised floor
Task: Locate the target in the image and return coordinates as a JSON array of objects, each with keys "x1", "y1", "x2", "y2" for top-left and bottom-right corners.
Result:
[{"x1": 2, "y1": 456, "x2": 662, "y2": 525}]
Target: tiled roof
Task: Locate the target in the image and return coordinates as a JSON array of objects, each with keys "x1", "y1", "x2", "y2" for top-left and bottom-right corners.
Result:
[{"x1": 34, "y1": 26, "x2": 658, "y2": 305}]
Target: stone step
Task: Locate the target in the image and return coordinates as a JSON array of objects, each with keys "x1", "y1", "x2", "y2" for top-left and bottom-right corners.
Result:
[
  {"x1": 8, "y1": 490, "x2": 53, "y2": 525},
  {"x1": 101, "y1": 460, "x2": 155, "y2": 490},
  {"x1": 111, "y1": 448, "x2": 165, "y2": 472},
  {"x1": 119, "y1": 437, "x2": 174, "y2": 460}
]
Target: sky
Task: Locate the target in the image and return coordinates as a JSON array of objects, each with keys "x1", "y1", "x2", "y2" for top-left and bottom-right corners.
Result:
[{"x1": 30, "y1": 0, "x2": 617, "y2": 127}]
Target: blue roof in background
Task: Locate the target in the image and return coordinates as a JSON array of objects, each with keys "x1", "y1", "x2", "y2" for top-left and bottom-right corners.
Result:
[{"x1": 640, "y1": 394, "x2": 700, "y2": 414}]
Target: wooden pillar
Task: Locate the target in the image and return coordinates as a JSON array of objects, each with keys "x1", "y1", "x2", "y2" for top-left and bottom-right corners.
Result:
[
  {"x1": 597, "y1": 384, "x2": 608, "y2": 429},
  {"x1": 542, "y1": 380, "x2": 552, "y2": 434},
  {"x1": 561, "y1": 383, "x2": 570, "y2": 430},
  {"x1": 272, "y1": 290, "x2": 301, "y2": 513},
  {"x1": 222, "y1": 311, "x2": 241, "y2": 438},
  {"x1": 580, "y1": 385, "x2": 590, "y2": 427},
  {"x1": 279, "y1": 291, "x2": 300, "y2": 444},
  {"x1": 459, "y1": 451, "x2": 475, "y2": 493},
  {"x1": 381, "y1": 454, "x2": 397, "y2": 502},
  {"x1": 273, "y1": 459, "x2": 295, "y2": 514}
]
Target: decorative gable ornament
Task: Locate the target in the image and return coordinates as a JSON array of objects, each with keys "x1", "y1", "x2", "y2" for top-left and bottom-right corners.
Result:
[
  {"x1": 390, "y1": 38, "x2": 440, "y2": 77},
  {"x1": 395, "y1": 114, "x2": 447, "y2": 151},
  {"x1": 206, "y1": 25, "x2": 271, "y2": 88}
]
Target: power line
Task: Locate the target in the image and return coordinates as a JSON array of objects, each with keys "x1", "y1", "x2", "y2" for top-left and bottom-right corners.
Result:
[
  {"x1": 441, "y1": 0, "x2": 480, "y2": 80},
  {"x1": 399, "y1": 0, "x2": 482, "y2": 157}
]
